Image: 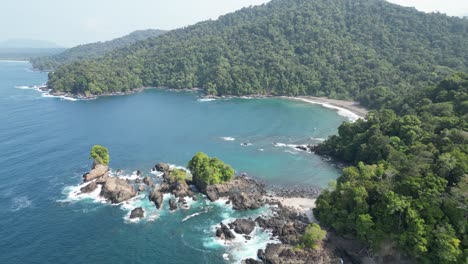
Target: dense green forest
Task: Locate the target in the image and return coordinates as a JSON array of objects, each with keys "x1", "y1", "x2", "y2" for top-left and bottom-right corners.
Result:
[
  {"x1": 313, "y1": 73, "x2": 468, "y2": 263},
  {"x1": 30, "y1": 29, "x2": 166, "y2": 71},
  {"x1": 45, "y1": 0, "x2": 467, "y2": 104}
]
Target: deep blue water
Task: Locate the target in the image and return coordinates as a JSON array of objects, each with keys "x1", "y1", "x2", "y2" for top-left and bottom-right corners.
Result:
[{"x1": 0, "y1": 61, "x2": 347, "y2": 263}]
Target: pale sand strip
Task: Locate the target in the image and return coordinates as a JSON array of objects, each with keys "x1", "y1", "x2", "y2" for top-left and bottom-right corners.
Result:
[
  {"x1": 274, "y1": 197, "x2": 317, "y2": 221},
  {"x1": 283, "y1": 96, "x2": 369, "y2": 121}
]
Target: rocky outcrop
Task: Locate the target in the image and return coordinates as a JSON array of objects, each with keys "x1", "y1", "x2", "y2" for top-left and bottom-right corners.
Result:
[
  {"x1": 138, "y1": 184, "x2": 145, "y2": 192},
  {"x1": 143, "y1": 176, "x2": 154, "y2": 187},
  {"x1": 80, "y1": 181, "x2": 98, "y2": 193},
  {"x1": 205, "y1": 176, "x2": 265, "y2": 201},
  {"x1": 130, "y1": 207, "x2": 144, "y2": 219},
  {"x1": 230, "y1": 192, "x2": 264, "y2": 210},
  {"x1": 255, "y1": 205, "x2": 309, "y2": 245},
  {"x1": 216, "y1": 223, "x2": 236, "y2": 240},
  {"x1": 169, "y1": 198, "x2": 177, "y2": 211},
  {"x1": 149, "y1": 187, "x2": 164, "y2": 209},
  {"x1": 229, "y1": 218, "x2": 256, "y2": 235},
  {"x1": 154, "y1": 163, "x2": 170, "y2": 172},
  {"x1": 258, "y1": 243, "x2": 336, "y2": 264},
  {"x1": 83, "y1": 163, "x2": 109, "y2": 182},
  {"x1": 100, "y1": 177, "x2": 137, "y2": 203},
  {"x1": 242, "y1": 259, "x2": 262, "y2": 264}
]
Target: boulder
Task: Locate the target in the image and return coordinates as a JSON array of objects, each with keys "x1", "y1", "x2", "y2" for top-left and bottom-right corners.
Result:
[
  {"x1": 80, "y1": 181, "x2": 97, "y2": 193},
  {"x1": 295, "y1": 145, "x2": 308, "y2": 151},
  {"x1": 204, "y1": 176, "x2": 265, "y2": 202},
  {"x1": 83, "y1": 163, "x2": 109, "y2": 182},
  {"x1": 258, "y1": 243, "x2": 335, "y2": 264},
  {"x1": 135, "y1": 178, "x2": 141, "y2": 183},
  {"x1": 169, "y1": 198, "x2": 178, "y2": 211},
  {"x1": 130, "y1": 207, "x2": 144, "y2": 219},
  {"x1": 143, "y1": 176, "x2": 154, "y2": 187},
  {"x1": 149, "y1": 187, "x2": 164, "y2": 209},
  {"x1": 154, "y1": 163, "x2": 170, "y2": 172},
  {"x1": 230, "y1": 192, "x2": 264, "y2": 210},
  {"x1": 138, "y1": 184, "x2": 145, "y2": 192},
  {"x1": 100, "y1": 177, "x2": 137, "y2": 203},
  {"x1": 230, "y1": 218, "x2": 256, "y2": 235},
  {"x1": 136, "y1": 170, "x2": 142, "y2": 176},
  {"x1": 242, "y1": 259, "x2": 262, "y2": 264},
  {"x1": 216, "y1": 223, "x2": 236, "y2": 240}
]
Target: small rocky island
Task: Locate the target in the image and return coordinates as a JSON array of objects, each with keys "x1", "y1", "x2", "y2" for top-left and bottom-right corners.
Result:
[{"x1": 77, "y1": 146, "x2": 372, "y2": 263}]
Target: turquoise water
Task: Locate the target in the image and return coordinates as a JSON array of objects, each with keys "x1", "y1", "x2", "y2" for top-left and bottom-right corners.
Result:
[{"x1": 0, "y1": 61, "x2": 346, "y2": 263}]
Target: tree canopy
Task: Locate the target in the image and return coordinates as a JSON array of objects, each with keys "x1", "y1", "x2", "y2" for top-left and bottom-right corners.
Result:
[
  {"x1": 31, "y1": 29, "x2": 166, "y2": 71},
  {"x1": 313, "y1": 73, "x2": 468, "y2": 263},
  {"x1": 45, "y1": 0, "x2": 467, "y2": 105},
  {"x1": 187, "y1": 152, "x2": 235, "y2": 191},
  {"x1": 90, "y1": 145, "x2": 110, "y2": 166}
]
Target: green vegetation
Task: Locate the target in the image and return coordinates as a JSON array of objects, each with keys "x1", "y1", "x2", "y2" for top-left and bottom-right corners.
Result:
[
  {"x1": 166, "y1": 168, "x2": 190, "y2": 184},
  {"x1": 90, "y1": 145, "x2": 110, "y2": 165},
  {"x1": 187, "y1": 152, "x2": 235, "y2": 190},
  {"x1": 298, "y1": 223, "x2": 327, "y2": 250},
  {"x1": 314, "y1": 73, "x2": 468, "y2": 263},
  {"x1": 45, "y1": 0, "x2": 467, "y2": 103},
  {"x1": 31, "y1": 29, "x2": 166, "y2": 71}
]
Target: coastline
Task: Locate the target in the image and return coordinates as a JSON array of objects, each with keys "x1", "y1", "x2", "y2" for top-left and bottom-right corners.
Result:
[
  {"x1": 283, "y1": 96, "x2": 368, "y2": 121},
  {"x1": 39, "y1": 84, "x2": 369, "y2": 121}
]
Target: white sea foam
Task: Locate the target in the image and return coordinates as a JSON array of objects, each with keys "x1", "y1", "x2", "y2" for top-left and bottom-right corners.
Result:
[
  {"x1": 182, "y1": 211, "x2": 204, "y2": 222},
  {"x1": 221, "y1": 137, "x2": 236, "y2": 141},
  {"x1": 310, "y1": 137, "x2": 325, "y2": 142},
  {"x1": 11, "y1": 196, "x2": 32, "y2": 211},
  {"x1": 0, "y1": 60, "x2": 28, "y2": 63},
  {"x1": 197, "y1": 98, "x2": 216, "y2": 102},
  {"x1": 59, "y1": 181, "x2": 106, "y2": 204},
  {"x1": 41, "y1": 93, "x2": 78, "y2": 101},
  {"x1": 284, "y1": 150, "x2": 298, "y2": 155},
  {"x1": 273, "y1": 142, "x2": 297, "y2": 148},
  {"x1": 121, "y1": 194, "x2": 159, "y2": 223},
  {"x1": 258, "y1": 148, "x2": 264, "y2": 151}
]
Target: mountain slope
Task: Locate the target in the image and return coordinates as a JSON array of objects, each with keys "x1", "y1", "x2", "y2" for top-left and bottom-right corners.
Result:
[
  {"x1": 31, "y1": 29, "x2": 166, "y2": 70},
  {"x1": 0, "y1": 39, "x2": 64, "y2": 49},
  {"x1": 48, "y1": 0, "x2": 468, "y2": 106}
]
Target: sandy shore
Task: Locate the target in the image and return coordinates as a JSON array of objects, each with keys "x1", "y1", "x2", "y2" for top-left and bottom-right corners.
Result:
[
  {"x1": 273, "y1": 196, "x2": 317, "y2": 221},
  {"x1": 283, "y1": 96, "x2": 368, "y2": 121}
]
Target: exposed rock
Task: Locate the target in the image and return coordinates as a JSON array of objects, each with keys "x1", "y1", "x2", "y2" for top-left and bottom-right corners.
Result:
[
  {"x1": 115, "y1": 169, "x2": 123, "y2": 174},
  {"x1": 136, "y1": 170, "x2": 142, "y2": 176},
  {"x1": 83, "y1": 163, "x2": 109, "y2": 182},
  {"x1": 154, "y1": 163, "x2": 170, "y2": 172},
  {"x1": 242, "y1": 259, "x2": 262, "y2": 264},
  {"x1": 100, "y1": 177, "x2": 137, "y2": 203},
  {"x1": 205, "y1": 176, "x2": 265, "y2": 204},
  {"x1": 295, "y1": 145, "x2": 308, "y2": 151},
  {"x1": 216, "y1": 223, "x2": 236, "y2": 240},
  {"x1": 135, "y1": 178, "x2": 141, "y2": 183},
  {"x1": 138, "y1": 184, "x2": 145, "y2": 192},
  {"x1": 149, "y1": 187, "x2": 164, "y2": 209},
  {"x1": 130, "y1": 207, "x2": 144, "y2": 219},
  {"x1": 230, "y1": 192, "x2": 264, "y2": 210},
  {"x1": 258, "y1": 243, "x2": 335, "y2": 264},
  {"x1": 80, "y1": 181, "x2": 97, "y2": 193},
  {"x1": 169, "y1": 198, "x2": 177, "y2": 211},
  {"x1": 255, "y1": 205, "x2": 309, "y2": 245},
  {"x1": 230, "y1": 218, "x2": 256, "y2": 235},
  {"x1": 143, "y1": 176, "x2": 154, "y2": 187}
]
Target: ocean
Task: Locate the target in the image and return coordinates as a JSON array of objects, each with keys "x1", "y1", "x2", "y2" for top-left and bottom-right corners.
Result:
[{"x1": 0, "y1": 61, "x2": 347, "y2": 263}]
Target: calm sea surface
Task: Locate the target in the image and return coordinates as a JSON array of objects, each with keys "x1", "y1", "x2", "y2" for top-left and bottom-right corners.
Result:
[{"x1": 0, "y1": 61, "x2": 347, "y2": 263}]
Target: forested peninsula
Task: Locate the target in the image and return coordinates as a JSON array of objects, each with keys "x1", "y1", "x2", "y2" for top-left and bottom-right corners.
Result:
[{"x1": 44, "y1": 0, "x2": 467, "y2": 107}]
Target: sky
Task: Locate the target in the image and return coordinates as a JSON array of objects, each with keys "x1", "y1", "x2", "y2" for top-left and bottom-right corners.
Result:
[{"x1": 1, "y1": 0, "x2": 467, "y2": 47}]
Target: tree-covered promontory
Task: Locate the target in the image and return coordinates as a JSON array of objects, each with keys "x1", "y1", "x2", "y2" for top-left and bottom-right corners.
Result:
[
  {"x1": 313, "y1": 73, "x2": 468, "y2": 263},
  {"x1": 31, "y1": 29, "x2": 166, "y2": 71},
  {"x1": 46, "y1": 0, "x2": 467, "y2": 106}
]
